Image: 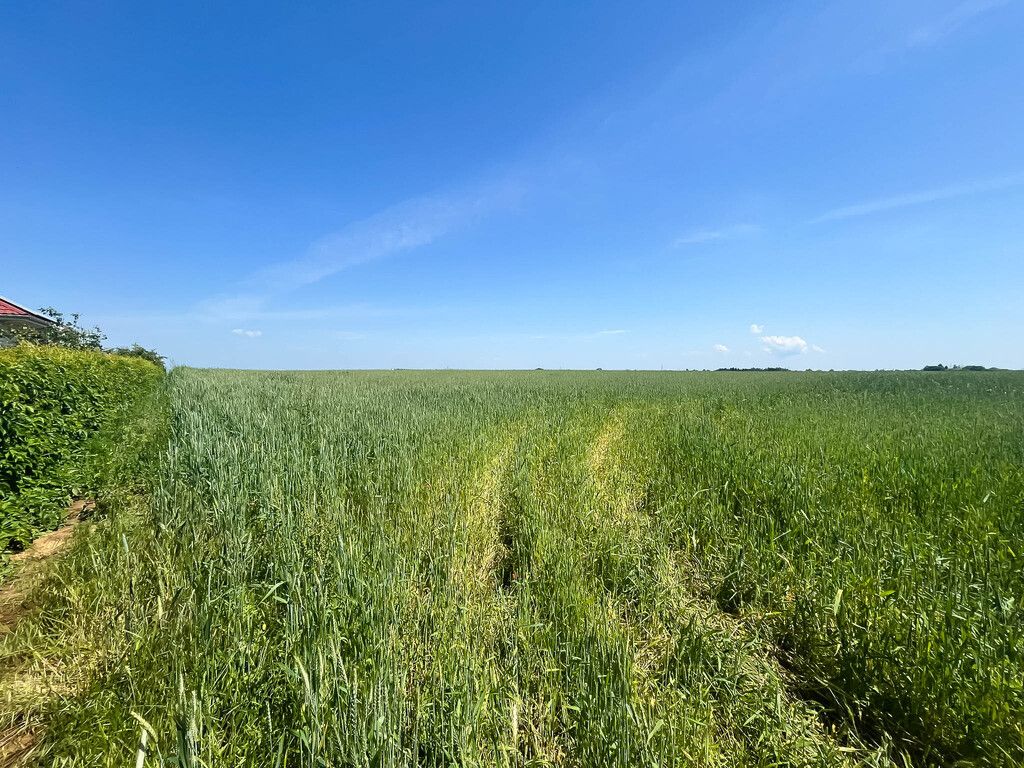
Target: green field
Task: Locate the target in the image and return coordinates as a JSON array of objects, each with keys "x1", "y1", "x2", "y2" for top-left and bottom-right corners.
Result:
[{"x1": 6, "y1": 369, "x2": 1023, "y2": 766}]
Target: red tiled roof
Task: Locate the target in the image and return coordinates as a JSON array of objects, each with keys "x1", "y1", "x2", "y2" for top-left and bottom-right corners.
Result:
[
  {"x1": 0, "y1": 297, "x2": 53, "y2": 323},
  {"x1": 0, "y1": 298, "x2": 33, "y2": 317}
]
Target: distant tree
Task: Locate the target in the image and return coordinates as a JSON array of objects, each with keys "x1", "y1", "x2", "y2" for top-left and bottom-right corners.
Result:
[
  {"x1": 923, "y1": 364, "x2": 948, "y2": 371},
  {"x1": 108, "y1": 343, "x2": 166, "y2": 369},
  {"x1": 3, "y1": 307, "x2": 104, "y2": 350}
]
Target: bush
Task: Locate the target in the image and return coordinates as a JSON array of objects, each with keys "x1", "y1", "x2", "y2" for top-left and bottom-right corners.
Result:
[
  {"x1": 0, "y1": 344, "x2": 162, "y2": 551},
  {"x1": 108, "y1": 343, "x2": 166, "y2": 369}
]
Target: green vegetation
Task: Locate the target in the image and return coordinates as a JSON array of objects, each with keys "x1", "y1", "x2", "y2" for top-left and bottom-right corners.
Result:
[
  {"x1": 105, "y1": 343, "x2": 167, "y2": 370},
  {"x1": 0, "y1": 306, "x2": 106, "y2": 351},
  {"x1": 3, "y1": 369, "x2": 1022, "y2": 766},
  {"x1": 0, "y1": 345, "x2": 163, "y2": 552},
  {"x1": 0, "y1": 304, "x2": 165, "y2": 368}
]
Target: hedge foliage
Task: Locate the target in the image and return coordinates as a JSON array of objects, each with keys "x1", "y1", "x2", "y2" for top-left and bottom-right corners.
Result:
[{"x1": 0, "y1": 344, "x2": 163, "y2": 551}]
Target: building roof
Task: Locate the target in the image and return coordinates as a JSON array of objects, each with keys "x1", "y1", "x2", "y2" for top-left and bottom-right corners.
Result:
[{"x1": 0, "y1": 296, "x2": 55, "y2": 324}]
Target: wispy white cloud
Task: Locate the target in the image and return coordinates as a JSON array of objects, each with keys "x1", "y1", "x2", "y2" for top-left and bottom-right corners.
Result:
[
  {"x1": 810, "y1": 172, "x2": 1024, "y2": 223},
  {"x1": 673, "y1": 224, "x2": 758, "y2": 248},
  {"x1": 856, "y1": 0, "x2": 1012, "y2": 72},
  {"x1": 596, "y1": 329, "x2": 628, "y2": 336},
  {"x1": 674, "y1": 230, "x2": 729, "y2": 246},
  {"x1": 199, "y1": 297, "x2": 407, "y2": 323},
  {"x1": 196, "y1": 175, "x2": 527, "y2": 323},
  {"x1": 907, "y1": 0, "x2": 1010, "y2": 48},
  {"x1": 713, "y1": 343, "x2": 729, "y2": 353},
  {"x1": 231, "y1": 328, "x2": 262, "y2": 338},
  {"x1": 749, "y1": 323, "x2": 763, "y2": 334},
  {"x1": 252, "y1": 181, "x2": 522, "y2": 292}
]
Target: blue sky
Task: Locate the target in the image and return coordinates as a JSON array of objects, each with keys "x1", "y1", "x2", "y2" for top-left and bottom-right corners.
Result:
[{"x1": 3, "y1": 1, "x2": 1023, "y2": 369}]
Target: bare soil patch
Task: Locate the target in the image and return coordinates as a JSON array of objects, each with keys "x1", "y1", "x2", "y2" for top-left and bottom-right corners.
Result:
[
  {"x1": 0, "y1": 499, "x2": 91, "y2": 636},
  {"x1": 0, "y1": 728, "x2": 37, "y2": 768}
]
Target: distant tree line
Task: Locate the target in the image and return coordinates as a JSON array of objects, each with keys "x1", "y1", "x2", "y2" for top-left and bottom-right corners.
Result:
[
  {"x1": 923, "y1": 364, "x2": 992, "y2": 372},
  {"x1": 1, "y1": 306, "x2": 165, "y2": 368},
  {"x1": 715, "y1": 367, "x2": 790, "y2": 372}
]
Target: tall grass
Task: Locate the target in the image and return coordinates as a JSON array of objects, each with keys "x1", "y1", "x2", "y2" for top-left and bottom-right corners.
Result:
[{"x1": 4, "y1": 369, "x2": 1021, "y2": 766}]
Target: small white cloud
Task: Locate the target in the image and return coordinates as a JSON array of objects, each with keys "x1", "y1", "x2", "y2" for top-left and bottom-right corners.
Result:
[
  {"x1": 811, "y1": 344, "x2": 825, "y2": 353},
  {"x1": 749, "y1": 323, "x2": 763, "y2": 334},
  {"x1": 596, "y1": 329, "x2": 627, "y2": 336},
  {"x1": 713, "y1": 343, "x2": 729, "y2": 353},
  {"x1": 761, "y1": 335, "x2": 809, "y2": 355},
  {"x1": 231, "y1": 328, "x2": 262, "y2": 338},
  {"x1": 335, "y1": 331, "x2": 366, "y2": 341},
  {"x1": 673, "y1": 224, "x2": 758, "y2": 248}
]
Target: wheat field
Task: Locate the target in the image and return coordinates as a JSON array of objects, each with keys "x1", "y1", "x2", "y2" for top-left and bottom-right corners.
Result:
[{"x1": 7, "y1": 369, "x2": 1023, "y2": 767}]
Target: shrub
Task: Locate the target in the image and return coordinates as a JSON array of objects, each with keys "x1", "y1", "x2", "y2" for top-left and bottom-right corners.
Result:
[
  {"x1": 108, "y1": 343, "x2": 166, "y2": 370},
  {"x1": 0, "y1": 344, "x2": 162, "y2": 551}
]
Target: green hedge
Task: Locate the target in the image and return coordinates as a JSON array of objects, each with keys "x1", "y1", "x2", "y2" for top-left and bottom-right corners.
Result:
[{"x1": 0, "y1": 344, "x2": 163, "y2": 551}]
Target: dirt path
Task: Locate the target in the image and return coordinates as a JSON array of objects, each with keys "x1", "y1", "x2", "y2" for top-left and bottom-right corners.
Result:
[
  {"x1": 0, "y1": 499, "x2": 91, "y2": 635},
  {"x1": 0, "y1": 499, "x2": 92, "y2": 767}
]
